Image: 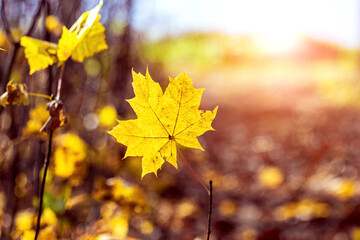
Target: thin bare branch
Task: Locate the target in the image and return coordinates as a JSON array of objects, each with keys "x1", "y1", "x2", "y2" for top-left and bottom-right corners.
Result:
[
  {"x1": 34, "y1": 130, "x2": 53, "y2": 240},
  {"x1": 207, "y1": 180, "x2": 213, "y2": 240}
]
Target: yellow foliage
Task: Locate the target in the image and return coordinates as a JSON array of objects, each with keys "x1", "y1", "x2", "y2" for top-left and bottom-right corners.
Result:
[
  {"x1": 45, "y1": 15, "x2": 63, "y2": 36},
  {"x1": 275, "y1": 199, "x2": 329, "y2": 221},
  {"x1": 108, "y1": 69, "x2": 218, "y2": 178},
  {"x1": 336, "y1": 179, "x2": 355, "y2": 200},
  {"x1": 140, "y1": 221, "x2": 154, "y2": 235},
  {"x1": 241, "y1": 228, "x2": 257, "y2": 240},
  {"x1": 21, "y1": 0, "x2": 107, "y2": 75},
  {"x1": 21, "y1": 230, "x2": 35, "y2": 240},
  {"x1": 99, "y1": 105, "x2": 117, "y2": 127},
  {"x1": 20, "y1": 37, "x2": 58, "y2": 75},
  {"x1": 53, "y1": 133, "x2": 87, "y2": 181},
  {"x1": 219, "y1": 199, "x2": 236, "y2": 216},
  {"x1": 0, "y1": 30, "x2": 8, "y2": 47},
  {"x1": 23, "y1": 103, "x2": 49, "y2": 137},
  {"x1": 14, "y1": 210, "x2": 34, "y2": 231},
  {"x1": 0, "y1": 192, "x2": 4, "y2": 210},
  {"x1": 57, "y1": 0, "x2": 107, "y2": 62},
  {"x1": 84, "y1": 58, "x2": 101, "y2": 77},
  {"x1": 98, "y1": 202, "x2": 129, "y2": 238},
  {"x1": 78, "y1": 235, "x2": 98, "y2": 240},
  {"x1": 22, "y1": 226, "x2": 56, "y2": 240},
  {"x1": 110, "y1": 217, "x2": 129, "y2": 238},
  {"x1": 352, "y1": 227, "x2": 360, "y2": 240},
  {"x1": 176, "y1": 200, "x2": 197, "y2": 218},
  {"x1": 93, "y1": 177, "x2": 146, "y2": 208},
  {"x1": 40, "y1": 208, "x2": 57, "y2": 226},
  {"x1": 100, "y1": 202, "x2": 120, "y2": 219},
  {"x1": 0, "y1": 80, "x2": 29, "y2": 107},
  {"x1": 57, "y1": 27, "x2": 78, "y2": 61},
  {"x1": 111, "y1": 178, "x2": 144, "y2": 203},
  {"x1": 258, "y1": 166, "x2": 284, "y2": 189}
]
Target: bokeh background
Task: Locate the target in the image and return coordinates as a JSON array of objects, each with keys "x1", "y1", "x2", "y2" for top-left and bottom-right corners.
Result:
[{"x1": 1, "y1": 0, "x2": 360, "y2": 239}]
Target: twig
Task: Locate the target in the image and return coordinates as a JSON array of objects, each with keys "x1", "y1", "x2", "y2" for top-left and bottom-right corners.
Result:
[
  {"x1": 33, "y1": 62, "x2": 65, "y2": 240},
  {"x1": 34, "y1": 130, "x2": 53, "y2": 240},
  {"x1": 56, "y1": 64, "x2": 65, "y2": 100},
  {"x1": 178, "y1": 148, "x2": 210, "y2": 195},
  {"x1": 207, "y1": 180, "x2": 213, "y2": 240}
]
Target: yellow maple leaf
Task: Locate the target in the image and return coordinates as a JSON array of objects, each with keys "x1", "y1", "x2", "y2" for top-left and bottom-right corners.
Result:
[
  {"x1": 108, "y1": 69, "x2": 218, "y2": 178},
  {"x1": 20, "y1": 0, "x2": 107, "y2": 75},
  {"x1": 57, "y1": 0, "x2": 108, "y2": 62},
  {"x1": 20, "y1": 37, "x2": 58, "y2": 75}
]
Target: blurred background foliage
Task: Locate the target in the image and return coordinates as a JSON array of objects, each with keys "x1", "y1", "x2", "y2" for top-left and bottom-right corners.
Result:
[{"x1": 1, "y1": 0, "x2": 360, "y2": 239}]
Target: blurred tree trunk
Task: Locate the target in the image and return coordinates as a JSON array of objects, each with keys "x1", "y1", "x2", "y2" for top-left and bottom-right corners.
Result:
[{"x1": 108, "y1": 0, "x2": 133, "y2": 115}]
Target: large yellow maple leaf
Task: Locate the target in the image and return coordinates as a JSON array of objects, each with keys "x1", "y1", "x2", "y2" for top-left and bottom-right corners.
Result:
[{"x1": 108, "y1": 69, "x2": 218, "y2": 178}]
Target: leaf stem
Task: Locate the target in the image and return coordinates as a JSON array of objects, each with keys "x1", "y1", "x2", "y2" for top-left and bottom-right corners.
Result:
[
  {"x1": 28, "y1": 92, "x2": 52, "y2": 100},
  {"x1": 34, "y1": 130, "x2": 53, "y2": 240},
  {"x1": 56, "y1": 63, "x2": 65, "y2": 100},
  {"x1": 178, "y1": 148, "x2": 210, "y2": 195},
  {"x1": 207, "y1": 180, "x2": 213, "y2": 240}
]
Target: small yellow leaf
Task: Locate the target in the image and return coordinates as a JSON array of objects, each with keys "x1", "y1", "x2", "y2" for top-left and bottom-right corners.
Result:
[
  {"x1": 219, "y1": 200, "x2": 236, "y2": 216},
  {"x1": 176, "y1": 200, "x2": 197, "y2": 218},
  {"x1": 21, "y1": 0, "x2": 107, "y2": 75},
  {"x1": 53, "y1": 133, "x2": 87, "y2": 180},
  {"x1": 22, "y1": 230, "x2": 35, "y2": 240},
  {"x1": 20, "y1": 36, "x2": 58, "y2": 75},
  {"x1": 23, "y1": 226, "x2": 57, "y2": 240},
  {"x1": 258, "y1": 166, "x2": 284, "y2": 189},
  {"x1": 274, "y1": 199, "x2": 329, "y2": 221},
  {"x1": 14, "y1": 210, "x2": 34, "y2": 231},
  {"x1": 108, "y1": 69, "x2": 218, "y2": 178},
  {"x1": 0, "y1": 80, "x2": 29, "y2": 106},
  {"x1": 41, "y1": 99, "x2": 67, "y2": 132},
  {"x1": 111, "y1": 217, "x2": 129, "y2": 238},
  {"x1": 57, "y1": 0, "x2": 107, "y2": 62},
  {"x1": 352, "y1": 227, "x2": 360, "y2": 240},
  {"x1": 140, "y1": 221, "x2": 154, "y2": 235},
  {"x1": 45, "y1": 15, "x2": 63, "y2": 36},
  {"x1": 99, "y1": 105, "x2": 117, "y2": 127},
  {"x1": 336, "y1": 179, "x2": 355, "y2": 200},
  {"x1": 70, "y1": 21, "x2": 107, "y2": 62},
  {"x1": 40, "y1": 208, "x2": 57, "y2": 226},
  {"x1": 23, "y1": 103, "x2": 49, "y2": 137},
  {"x1": 0, "y1": 30, "x2": 7, "y2": 47}
]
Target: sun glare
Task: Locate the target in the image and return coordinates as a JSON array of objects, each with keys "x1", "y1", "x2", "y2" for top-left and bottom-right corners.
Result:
[{"x1": 255, "y1": 34, "x2": 301, "y2": 55}]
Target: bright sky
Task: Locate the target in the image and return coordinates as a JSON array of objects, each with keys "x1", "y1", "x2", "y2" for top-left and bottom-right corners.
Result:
[{"x1": 133, "y1": 0, "x2": 360, "y2": 48}]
